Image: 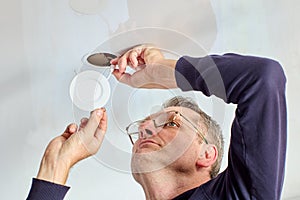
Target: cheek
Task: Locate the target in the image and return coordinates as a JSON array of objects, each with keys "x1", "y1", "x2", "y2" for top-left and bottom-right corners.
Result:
[
  {"x1": 159, "y1": 129, "x2": 183, "y2": 144},
  {"x1": 178, "y1": 141, "x2": 202, "y2": 163},
  {"x1": 162, "y1": 133, "x2": 177, "y2": 143},
  {"x1": 172, "y1": 130, "x2": 195, "y2": 145},
  {"x1": 161, "y1": 131, "x2": 197, "y2": 156}
]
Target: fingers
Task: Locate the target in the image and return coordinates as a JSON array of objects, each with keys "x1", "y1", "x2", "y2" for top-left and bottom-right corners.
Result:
[
  {"x1": 137, "y1": 57, "x2": 145, "y2": 66},
  {"x1": 112, "y1": 69, "x2": 125, "y2": 82},
  {"x1": 111, "y1": 51, "x2": 138, "y2": 73},
  {"x1": 79, "y1": 118, "x2": 89, "y2": 131},
  {"x1": 62, "y1": 123, "x2": 78, "y2": 139},
  {"x1": 129, "y1": 50, "x2": 139, "y2": 67},
  {"x1": 95, "y1": 109, "x2": 107, "y2": 140},
  {"x1": 99, "y1": 108, "x2": 107, "y2": 132},
  {"x1": 110, "y1": 46, "x2": 148, "y2": 73},
  {"x1": 82, "y1": 108, "x2": 106, "y2": 137},
  {"x1": 112, "y1": 70, "x2": 137, "y2": 88},
  {"x1": 110, "y1": 56, "x2": 127, "y2": 73},
  {"x1": 112, "y1": 68, "x2": 155, "y2": 88},
  {"x1": 68, "y1": 123, "x2": 78, "y2": 133},
  {"x1": 110, "y1": 57, "x2": 118, "y2": 65}
]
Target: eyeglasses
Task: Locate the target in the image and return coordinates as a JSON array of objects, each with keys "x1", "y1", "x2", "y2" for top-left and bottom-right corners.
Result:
[{"x1": 125, "y1": 110, "x2": 208, "y2": 145}]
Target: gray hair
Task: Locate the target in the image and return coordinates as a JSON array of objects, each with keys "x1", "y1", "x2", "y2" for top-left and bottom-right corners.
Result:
[{"x1": 162, "y1": 96, "x2": 224, "y2": 178}]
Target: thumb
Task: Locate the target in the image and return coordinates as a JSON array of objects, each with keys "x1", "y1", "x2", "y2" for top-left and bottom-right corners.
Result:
[
  {"x1": 113, "y1": 69, "x2": 150, "y2": 88},
  {"x1": 112, "y1": 69, "x2": 124, "y2": 81},
  {"x1": 112, "y1": 69, "x2": 134, "y2": 87},
  {"x1": 83, "y1": 109, "x2": 104, "y2": 136}
]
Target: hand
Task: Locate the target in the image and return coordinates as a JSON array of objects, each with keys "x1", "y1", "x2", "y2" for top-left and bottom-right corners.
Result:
[
  {"x1": 36, "y1": 108, "x2": 107, "y2": 185},
  {"x1": 111, "y1": 44, "x2": 178, "y2": 89}
]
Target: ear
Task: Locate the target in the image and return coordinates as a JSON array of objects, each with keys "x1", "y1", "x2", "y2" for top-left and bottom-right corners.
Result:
[{"x1": 196, "y1": 145, "x2": 218, "y2": 168}]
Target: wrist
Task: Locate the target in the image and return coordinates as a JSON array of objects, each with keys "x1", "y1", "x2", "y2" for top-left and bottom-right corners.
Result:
[
  {"x1": 161, "y1": 59, "x2": 177, "y2": 68},
  {"x1": 37, "y1": 156, "x2": 71, "y2": 185},
  {"x1": 157, "y1": 59, "x2": 178, "y2": 88}
]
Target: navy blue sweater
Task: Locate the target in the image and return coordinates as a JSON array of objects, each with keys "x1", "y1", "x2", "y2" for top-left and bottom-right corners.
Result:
[{"x1": 27, "y1": 54, "x2": 287, "y2": 200}]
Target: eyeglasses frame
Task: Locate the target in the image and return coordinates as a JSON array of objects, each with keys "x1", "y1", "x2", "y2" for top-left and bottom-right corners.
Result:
[{"x1": 125, "y1": 110, "x2": 208, "y2": 145}]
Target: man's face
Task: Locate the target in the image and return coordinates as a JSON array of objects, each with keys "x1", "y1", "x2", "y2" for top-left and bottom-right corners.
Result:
[{"x1": 130, "y1": 106, "x2": 206, "y2": 173}]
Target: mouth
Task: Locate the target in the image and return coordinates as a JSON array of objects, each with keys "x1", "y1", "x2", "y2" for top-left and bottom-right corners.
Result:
[{"x1": 139, "y1": 139, "x2": 159, "y2": 148}]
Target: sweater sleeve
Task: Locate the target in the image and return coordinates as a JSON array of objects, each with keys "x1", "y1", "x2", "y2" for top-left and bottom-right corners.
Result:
[
  {"x1": 26, "y1": 178, "x2": 70, "y2": 200},
  {"x1": 175, "y1": 53, "x2": 287, "y2": 200}
]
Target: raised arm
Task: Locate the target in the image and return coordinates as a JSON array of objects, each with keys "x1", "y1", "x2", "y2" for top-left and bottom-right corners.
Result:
[
  {"x1": 26, "y1": 108, "x2": 107, "y2": 200},
  {"x1": 112, "y1": 45, "x2": 287, "y2": 199},
  {"x1": 176, "y1": 54, "x2": 287, "y2": 200}
]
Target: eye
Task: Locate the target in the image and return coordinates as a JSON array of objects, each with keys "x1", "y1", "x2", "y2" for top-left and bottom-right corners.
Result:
[{"x1": 165, "y1": 121, "x2": 180, "y2": 128}]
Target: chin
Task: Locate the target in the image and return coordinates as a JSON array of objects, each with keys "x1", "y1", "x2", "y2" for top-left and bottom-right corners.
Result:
[
  {"x1": 130, "y1": 150, "x2": 171, "y2": 173},
  {"x1": 136, "y1": 148, "x2": 159, "y2": 154}
]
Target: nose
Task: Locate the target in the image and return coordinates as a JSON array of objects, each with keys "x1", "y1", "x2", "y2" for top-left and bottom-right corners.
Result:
[
  {"x1": 138, "y1": 120, "x2": 159, "y2": 139},
  {"x1": 138, "y1": 128, "x2": 154, "y2": 139}
]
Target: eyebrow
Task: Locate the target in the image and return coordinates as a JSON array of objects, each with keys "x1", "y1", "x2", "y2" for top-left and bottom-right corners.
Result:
[{"x1": 143, "y1": 111, "x2": 181, "y2": 121}]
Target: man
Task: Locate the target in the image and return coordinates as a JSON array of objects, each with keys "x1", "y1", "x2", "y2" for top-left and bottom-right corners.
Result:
[{"x1": 26, "y1": 45, "x2": 287, "y2": 200}]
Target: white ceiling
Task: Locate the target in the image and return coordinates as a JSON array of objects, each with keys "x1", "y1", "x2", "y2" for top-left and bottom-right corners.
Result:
[{"x1": 0, "y1": 0, "x2": 299, "y2": 199}]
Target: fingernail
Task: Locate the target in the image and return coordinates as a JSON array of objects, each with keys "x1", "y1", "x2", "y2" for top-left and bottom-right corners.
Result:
[
  {"x1": 110, "y1": 58, "x2": 116, "y2": 63},
  {"x1": 96, "y1": 110, "x2": 103, "y2": 116}
]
